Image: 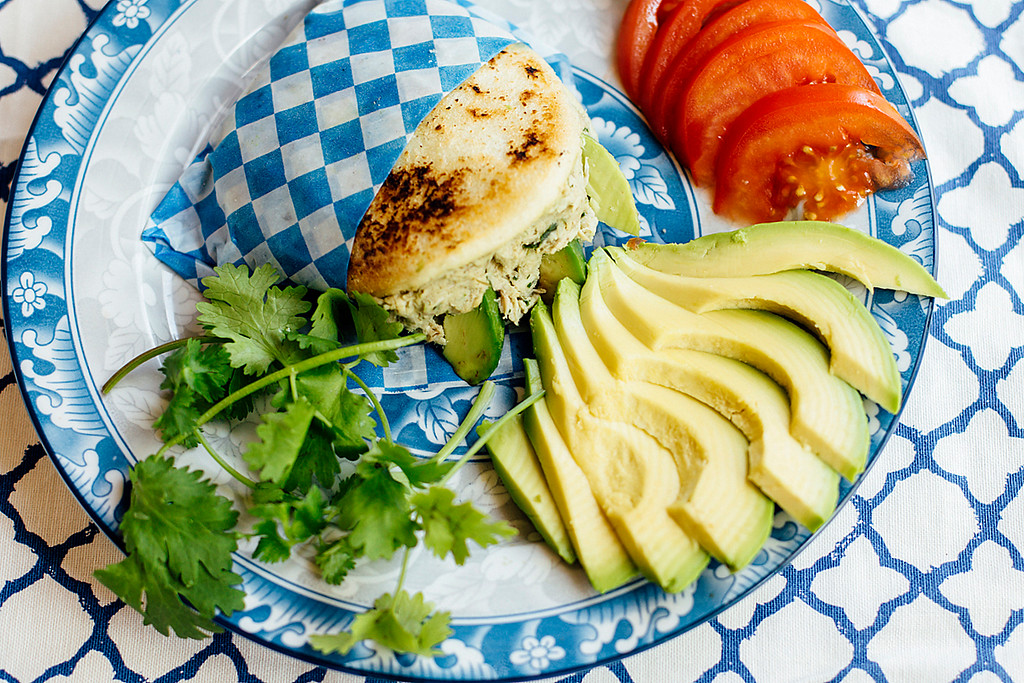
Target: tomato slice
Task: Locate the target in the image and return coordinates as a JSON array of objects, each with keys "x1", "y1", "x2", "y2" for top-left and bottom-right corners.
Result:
[
  {"x1": 616, "y1": 0, "x2": 685, "y2": 101},
  {"x1": 676, "y1": 21, "x2": 881, "y2": 186},
  {"x1": 636, "y1": 0, "x2": 743, "y2": 111},
  {"x1": 712, "y1": 83, "x2": 925, "y2": 223},
  {"x1": 646, "y1": 0, "x2": 834, "y2": 141}
]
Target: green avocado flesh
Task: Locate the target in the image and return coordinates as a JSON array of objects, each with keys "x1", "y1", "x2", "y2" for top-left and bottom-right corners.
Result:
[
  {"x1": 481, "y1": 220, "x2": 925, "y2": 588},
  {"x1": 442, "y1": 288, "x2": 504, "y2": 385},
  {"x1": 531, "y1": 300, "x2": 709, "y2": 591},
  {"x1": 579, "y1": 257, "x2": 839, "y2": 532},
  {"x1": 480, "y1": 416, "x2": 575, "y2": 564},
  {"x1": 608, "y1": 248, "x2": 903, "y2": 414},
  {"x1": 553, "y1": 279, "x2": 773, "y2": 569},
  {"x1": 594, "y1": 250, "x2": 868, "y2": 481},
  {"x1": 538, "y1": 239, "x2": 587, "y2": 304},
  {"x1": 583, "y1": 134, "x2": 641, "y2": 236},
  {"x1": 624, "y1": 221, "x2": 947, "y2": 298},
  {"x1": 521, "y1": 359, "x2": 637, "y2": 592}
]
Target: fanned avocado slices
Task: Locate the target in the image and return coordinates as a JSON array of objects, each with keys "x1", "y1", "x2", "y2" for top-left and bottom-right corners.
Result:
[
  {"x1": 531, "y1": 300, "x2": 709, "y2": 592},
  {"x1": 554, "y1": 279, "x2": 773, "y2": 570}
]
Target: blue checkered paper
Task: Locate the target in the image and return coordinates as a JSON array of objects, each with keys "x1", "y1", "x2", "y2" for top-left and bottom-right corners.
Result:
[{"x1": 142, "y1": 0, "x2": 570, "y2": 292}]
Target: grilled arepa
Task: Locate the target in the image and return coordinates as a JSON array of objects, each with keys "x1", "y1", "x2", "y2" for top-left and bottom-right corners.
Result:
[{"x1": 347, "y1": 43, "x2": 597, "y2": 343}]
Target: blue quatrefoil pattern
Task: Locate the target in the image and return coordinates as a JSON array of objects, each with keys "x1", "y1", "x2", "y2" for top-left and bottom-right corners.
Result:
[{"x1": 1, "y1": 0, "x2": 1022, "y2": 681}]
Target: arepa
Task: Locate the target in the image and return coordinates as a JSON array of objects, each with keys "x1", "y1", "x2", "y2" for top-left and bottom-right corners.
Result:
[{"x1": 348, "y1": 43, "x2": 598, "y2": 343}]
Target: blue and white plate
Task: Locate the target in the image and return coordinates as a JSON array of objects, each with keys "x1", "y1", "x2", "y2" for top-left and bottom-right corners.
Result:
[{"x1": 2, "y1": 0, "x2": 936, "y2": 679}]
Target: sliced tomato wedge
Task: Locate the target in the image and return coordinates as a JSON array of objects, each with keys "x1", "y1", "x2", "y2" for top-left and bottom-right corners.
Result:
[
  {"x1": 617, "y1": 0, "x2": 685, "y2": 101},
  {"x1": 712, "y1": 83, "x2": 925, "y2": 223},
  {"x1": 676, "y1": 21, "x2": 881, "y2": 186},
  {"x1": 636, "y1": 0, "x2": 743, "y2": 111},
  {"x1": 646, "y1": 0, "x2": 834, "y2": 141}
]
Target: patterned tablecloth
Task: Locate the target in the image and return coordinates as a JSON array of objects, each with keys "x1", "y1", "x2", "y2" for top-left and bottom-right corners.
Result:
[{"x1": 1, "y1": 0, "x2": 1023, "y2": 681}]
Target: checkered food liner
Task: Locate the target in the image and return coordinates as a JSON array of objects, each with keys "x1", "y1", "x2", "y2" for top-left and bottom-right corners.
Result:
[{"x1": 141, "y1": 0, "x2": 571, "y2": 293}]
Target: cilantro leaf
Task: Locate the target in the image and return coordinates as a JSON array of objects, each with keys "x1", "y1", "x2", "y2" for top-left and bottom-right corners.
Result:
[
  {"x1": 159, "y1": 338, "x2": 234, "y2": 404},
  {"x1": 361, "y1": 441, "x2": 453, "y2": 489},
  {"x1": 309, "y1": 288, "x2": 354, "y2": 345},
  {"x1": 412, "y1": 487, "x2": 515, "y2": 565},
  {"x1": 221, "y1": 364, "x2": 263, "y2": 421},
  {"x1": 96, "y1": 555, "x2": 236, "y2": 640},
  {"x1": 250, "y1": 486, "x2": 329, "y2": 563},
  {"x1": 251, "y1": 520, "x2": 292, "y2": 564},
  {"x1": 250, "y1": 481, "x2": 288, "y2": 505},
  {"x1": 94, "y1": 454, "x2": 244, "y2": 639},
  {"x1": 347, "y1": 291, "x2": 404, "y2": 367},
  {"x1": 265, "y1": 486, "x2": 328, "y2": 541},
  {"x1": 268, "y1": 366, "x2": 376, "y2": 492},
  {"x1": 118, "y1": 455, "x2": 241, "y2": 585},
  {"x1": 322, "y1": 387, "x2": 377, "y2": 459},
  {"x1": 282, "y1": 421, "x2": 343, "y2": 493},
  {"x1": 197, "y1": 263, "x2": 311, "y2": 374},
  {"x1": 271, "y1": 363, "x2": 341, "y2": 412},
  {"x1": 243, "y1": 396, "x2": 317, "y2": 485},
  {"x1": 281, "y1": 364, "x2": 377, "y2": 455},
  {"x1": 335, "y1": 462, "x2": 418, "y2": 561},
  {"x1": 153, "y1": 390, "x2": 203, "y2": 448},
  {"x1": 153, "y1": 339, "x2": 234, "y2": 447},
  {"x1": 316, "y1": 536, "x2": 357, "y2": 585},
  {"x1": 308, "y1": 590, "x2": 451, "y2": 657}
]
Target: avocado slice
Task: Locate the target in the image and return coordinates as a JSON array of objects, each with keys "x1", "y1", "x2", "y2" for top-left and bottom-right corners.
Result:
[
  {"x1": 624, "y1": 221, "x2": 946, "y2": 298},
  {"x1": 521, "y1": 359, "x2": 637, "y2": 592},
  {"x1": 538, "y1": 239, "x2": 587, "y2": 304},
  {"x1": 596, "y1": 251, "x2": 869, "y2": 481},
  {"x1": 442, "y1": 288, "x2": 504, "y2": 385},
  {"x1": 609, "y1": 248, "x2": 903, "y2": 413},
  {"x1": 480, "y1": 415, "x2": 576, "y2": 564},
  {"x1": 531, "y1": 301, "x2": 709, "y2": 591},
  {"x1": 583, "y1": 134, "x2": 641, "y2": 236},
  {"x1": 579, "y1": 260, "x2": 839, "y2": 531},
  {"x1": 552, "y1": 279, "x2": 773, "y2": 569}
]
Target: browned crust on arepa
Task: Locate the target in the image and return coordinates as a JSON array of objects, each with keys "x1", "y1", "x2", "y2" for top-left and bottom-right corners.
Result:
[{"x1": 346, "y1": 43, "x2": 586, "y2": 296}]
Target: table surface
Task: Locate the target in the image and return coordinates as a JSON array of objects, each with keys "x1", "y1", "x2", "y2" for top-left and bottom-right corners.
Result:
[{"x1": 1, "y1": 0, "x2": 1023, "y2": 681}]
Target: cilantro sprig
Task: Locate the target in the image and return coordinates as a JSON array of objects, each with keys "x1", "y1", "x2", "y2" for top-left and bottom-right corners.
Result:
[
  {"x1": 98, "y1": 263, "x2": 542, "y2": 657},
  {"x1": 94, "y1": 455, "x2": 245, "y2": 639}
]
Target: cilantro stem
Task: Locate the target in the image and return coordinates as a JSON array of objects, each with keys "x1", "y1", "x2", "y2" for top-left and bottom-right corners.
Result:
[
  {"x1": 157, "y1": 334, "x2": 425, "y2": 454},
  {"x1": 438, "y1": 389, "x2": 544, "y2": 486},
  {"x1": 288, "y1": 368, "x2": 299, "y2": 403},
  {"x1": 195, "y1": 430, "x2": 257, "y2": 489},
  {"x1": 102, "y1": 335, "x2": 227, "y2": 393},
  {"x1": 429, "y1": 381, "x2": 498, "y2": 465},
  {"x1": 346, "y1": 367, "x2": 392, "y2": 443},
  {"x1": 396, "y1": 547, "x2": 412, "y2": 594}
]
